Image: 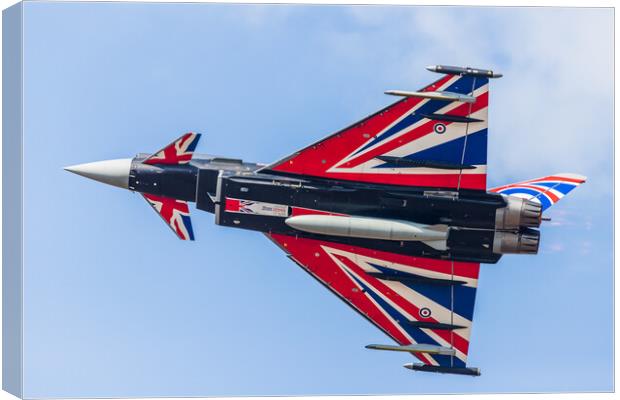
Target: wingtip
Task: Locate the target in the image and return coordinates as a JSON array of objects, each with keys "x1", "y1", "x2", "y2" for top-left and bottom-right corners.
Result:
[{"x1": 554, "y1": 173, "x2": 587, "y2": 183}]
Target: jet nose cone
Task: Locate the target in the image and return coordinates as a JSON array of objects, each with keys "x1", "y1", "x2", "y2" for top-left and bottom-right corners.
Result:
[{"x1": 64, "y1": 158, "x2": 132, "y2": 189}]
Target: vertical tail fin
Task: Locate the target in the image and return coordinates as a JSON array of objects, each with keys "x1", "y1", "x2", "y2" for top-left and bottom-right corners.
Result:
[{"x1": 490, "y1": 173, "x2": 586, "y2": 211}]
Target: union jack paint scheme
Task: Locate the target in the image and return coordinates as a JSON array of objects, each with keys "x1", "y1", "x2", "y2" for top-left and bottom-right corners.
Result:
[
  {"x1": 490, "y1": 173, "x2": 587, "y2": 211},
  {"x1": 265, "y1": 73, "x2": 489, "y2": 190},
  {"x1": 65, "y1": 65, "x2": 587, "y2": 376},
  {"x1": 143, "y1": 132, "x2": 201, "y2": 165},
  {"x1": 142, "y1": 193, "x2": 195, "y2": 240},
  {"x1": 267, "y1": 234, "x2": 479, "y2": 369}
]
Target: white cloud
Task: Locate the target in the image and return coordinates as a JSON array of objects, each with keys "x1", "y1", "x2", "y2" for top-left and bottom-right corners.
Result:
[
  {"x1": 580, "y1": 240, "x2": 593, "y2": 255},
  {"x1": 229, "y1": 3, "x2": 297, "y2": 28},
  {"x1": 545, "y1": 241, "x2": 566, "y2": 253}
]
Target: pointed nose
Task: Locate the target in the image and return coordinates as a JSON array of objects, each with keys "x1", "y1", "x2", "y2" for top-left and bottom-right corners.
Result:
[{"x1": 64, "y1": 158, "x2": 132, "y2": 189}]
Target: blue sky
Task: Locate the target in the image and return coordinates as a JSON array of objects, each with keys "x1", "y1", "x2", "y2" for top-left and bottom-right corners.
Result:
[{"x1": 18, "y1": 3, "x2": 612, "y2": 397}]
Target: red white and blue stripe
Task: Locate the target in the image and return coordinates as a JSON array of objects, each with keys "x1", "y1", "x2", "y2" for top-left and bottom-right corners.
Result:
[
  {"x1": 143, "y1": 132, "x2": 201, "y2": 165},
  {"x1": 267, "y1": 74, "x2": 489, "y2": 190},
  {"x1": 267, "y1": 233, "x2": 480, "y2": 368},
  {"x1": 142, "y1": 193, "x2": 195, "y2": 240},
  {"x1": 490, "y1": 173, "x2": 587, "y2": 211}
]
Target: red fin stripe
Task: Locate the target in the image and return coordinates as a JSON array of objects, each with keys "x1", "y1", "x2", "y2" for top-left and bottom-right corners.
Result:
[{"x1": 524, "y1": 176, "x2": 586, "y2": 184}]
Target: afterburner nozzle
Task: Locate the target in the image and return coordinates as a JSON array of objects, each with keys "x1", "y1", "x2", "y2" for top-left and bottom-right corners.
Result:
[
  {"x1": 64, "y1": 158, "x2": 132, "y2": 189},
  {"x1": 492, "y1": 228, "x2": 540, "y2": 255}
]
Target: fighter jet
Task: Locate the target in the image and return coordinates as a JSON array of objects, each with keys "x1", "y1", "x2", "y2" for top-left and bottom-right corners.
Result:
[{"x1": 65, "y1": 65, "x2": 586, "y2": 376}]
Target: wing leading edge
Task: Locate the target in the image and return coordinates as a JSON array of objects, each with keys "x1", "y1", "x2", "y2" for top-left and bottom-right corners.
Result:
[
  {"x1": 263, "y1": 73, "x2": 490, "y2": 190},
  {"x1": 266, "y1": 233, "x2": 481, "y2": 374}
]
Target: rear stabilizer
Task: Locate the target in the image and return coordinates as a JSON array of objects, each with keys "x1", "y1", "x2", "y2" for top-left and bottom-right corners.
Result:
[{"x1": 490, "y1": 173, "x2": 586, "y2": 211}]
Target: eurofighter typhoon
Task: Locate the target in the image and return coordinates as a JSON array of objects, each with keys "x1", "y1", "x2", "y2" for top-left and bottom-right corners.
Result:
[{"x1": 65, "y1": 65, "x2": 586, "y2": 376}]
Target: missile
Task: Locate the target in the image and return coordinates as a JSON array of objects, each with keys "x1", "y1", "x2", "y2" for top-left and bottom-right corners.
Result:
[
  {"x1": 384, "y1": 90, "x2": 475, "y2": 103},
  {"x1": 426, "y1": 64, "x2": 503, "y2": 79},
  {"x1": 284, "y1": 215, "x2": 448, "y2": 250},
  {"x1": 366, "y1": 343, "x2": 456, "y2": 356}
]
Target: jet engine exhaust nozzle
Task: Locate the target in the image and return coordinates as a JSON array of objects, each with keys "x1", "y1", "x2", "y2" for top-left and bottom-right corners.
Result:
[
  {"x1": 495, "y1": 195, "x2": 542, "y2": 230},
  {"x1": 492, "y1": 228, "x2": 540, "y2": 255}
]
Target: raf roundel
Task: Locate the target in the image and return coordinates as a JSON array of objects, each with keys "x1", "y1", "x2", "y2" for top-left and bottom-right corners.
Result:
[
  {"x1": 433, "y1": 123, "x2": 447, "y2": 134},
  {"x1": 419, "y1": 307, "x2": 432, "y2": 318}
]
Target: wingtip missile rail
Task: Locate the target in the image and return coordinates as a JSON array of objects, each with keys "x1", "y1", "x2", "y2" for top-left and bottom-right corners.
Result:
[
  {"x1": 404, "y1": 363, "x2": 481, "y2": 376},
  {"x1": 426, "y1": 64, "x2": 503, "y2": 78}
]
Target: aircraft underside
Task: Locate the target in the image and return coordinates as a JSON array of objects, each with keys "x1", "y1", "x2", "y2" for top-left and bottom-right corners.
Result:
[{"x1": 65, "y1": 65, "x2": 587, "y2": 376}]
